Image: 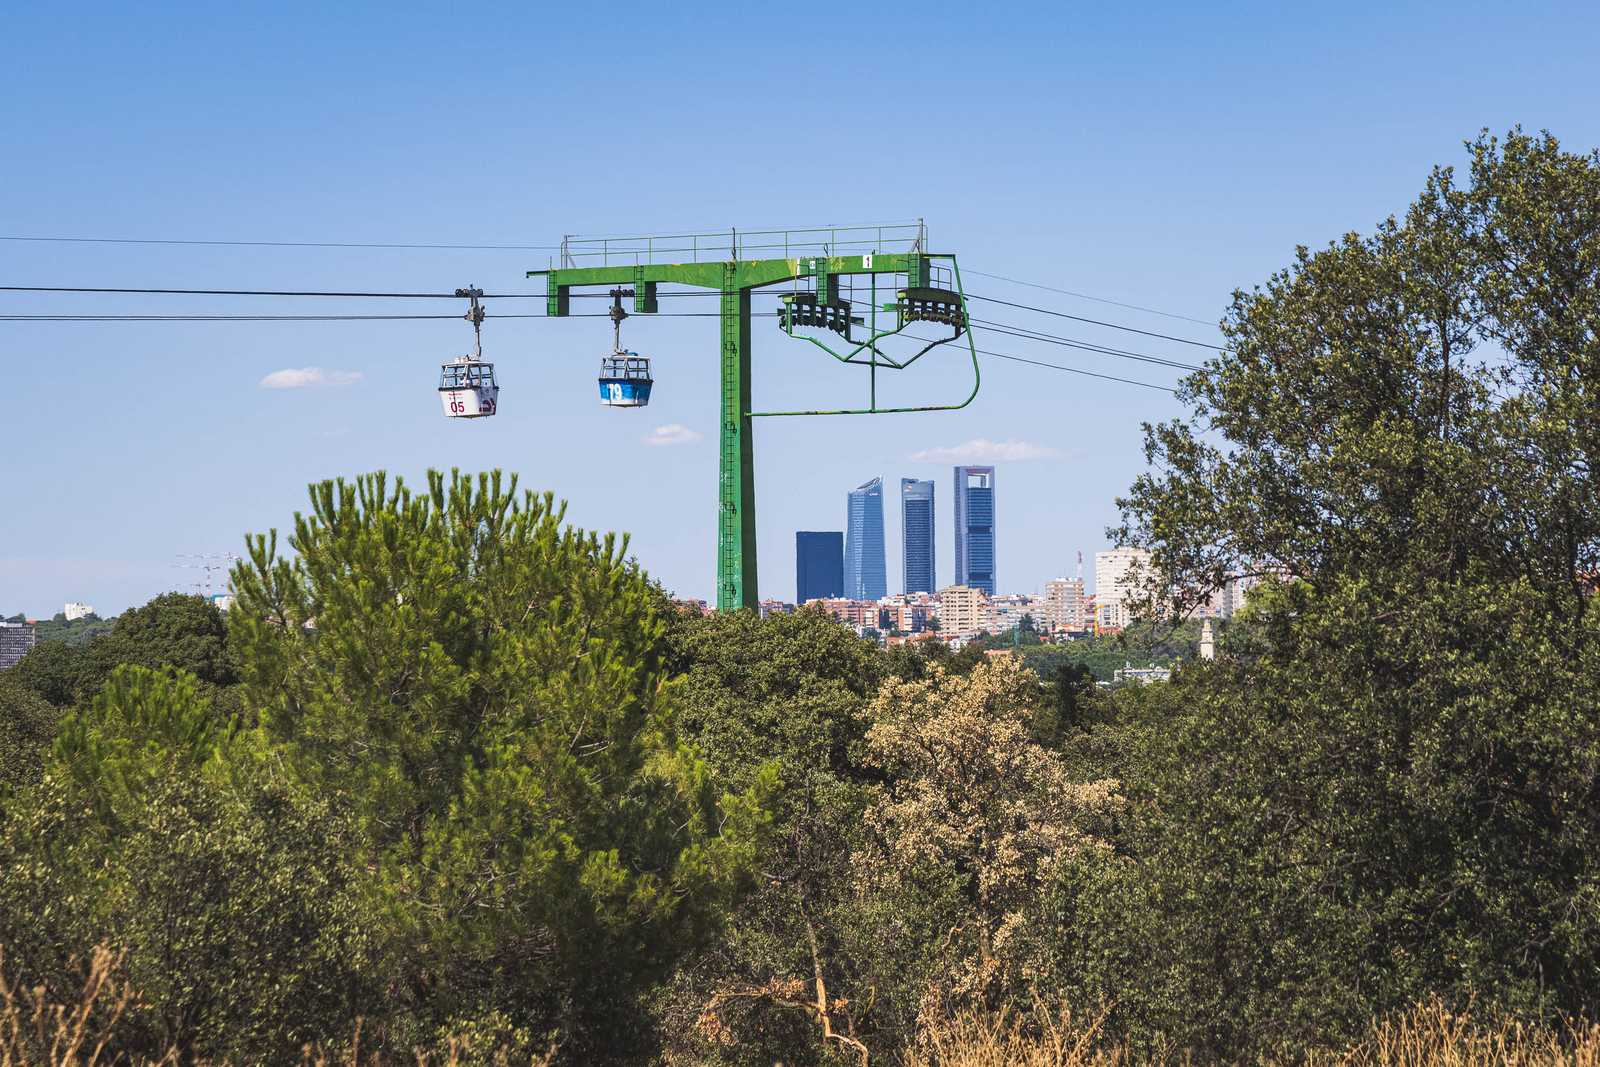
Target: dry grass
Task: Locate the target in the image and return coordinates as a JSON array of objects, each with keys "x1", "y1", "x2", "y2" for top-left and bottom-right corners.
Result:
[
  {"x1": 1318, "y1": 1003, "x2": 1600, "y2": 1067},
  {"x1": 905, "y1": 1003, "x2": 1138, "y2": 1067},
  {"x1": 906, "y1": 1001, "x2": 1600, "y2": 1067},
  {"x1": 9, "y1": 945, "x2": 1600, "y2": 1066},
  {"x1": 0, "y1": 946, "x2": 555, "y2": 1067}
]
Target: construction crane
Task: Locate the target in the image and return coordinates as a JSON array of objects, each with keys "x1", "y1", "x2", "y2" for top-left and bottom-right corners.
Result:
[{"x1": 529, "y1": 222, "x2": 979, "y2": 612}]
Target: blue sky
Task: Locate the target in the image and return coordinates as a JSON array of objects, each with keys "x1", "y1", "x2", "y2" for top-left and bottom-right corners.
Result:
[{"x1": 3, "y1": 2, "x2": 1598, "y2": 616}]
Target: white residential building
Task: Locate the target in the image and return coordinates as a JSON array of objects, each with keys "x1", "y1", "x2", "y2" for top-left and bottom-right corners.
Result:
[
  {"x1": 63, "y1": 602, "x2": 95, "y2": 621},
  {"x1": 987, "y1": 593, "x2": 1037, "y2": 635},
  {"x1": 1215, "y1": 570, "x2": 1278, "y2": 619},
  {"x1": 1113, "y1": 662, "x2": 1172, "y2": 685},
  {"x1": 1094, "y1": 547, "x2": 1153, "y2": 631},
  {"x1": 936, "y1": 585, "x2": 988, "y2": 638},
  {"x1": 1042, "y1": 577, "x2": 1088, "y2": 633},
  {"x1": 879, "y1": 592, "x2": 936, "y2": 634}
]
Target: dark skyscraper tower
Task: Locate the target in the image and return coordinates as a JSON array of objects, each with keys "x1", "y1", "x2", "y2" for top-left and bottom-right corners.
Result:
[
  {"x1": 953, "y1": 465, "x2": 996, "y2": 594},
  {"x1": 901, "y1": 478, "x2": 936, "y2": 595},
  {"x1": 844, "y1": 476, "x2": 887, "y2": 601},
  {"x1": 795, "y1": 531, "x2": 844, "y2": 604}
]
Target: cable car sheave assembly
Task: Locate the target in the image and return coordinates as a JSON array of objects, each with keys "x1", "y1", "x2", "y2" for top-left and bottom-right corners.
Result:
[
  {"x1": 528, "y1": 222, "x2": 980, "y2": 613},
  {"x1": 771, "y1": 255, "x2": 976, "y2": 416},
  {"x1": 598, "y1": 287, "x2": 653, "y2": 407},
  {"x1": 438, "y1": 286, "x2": 498, "y2": 418}
]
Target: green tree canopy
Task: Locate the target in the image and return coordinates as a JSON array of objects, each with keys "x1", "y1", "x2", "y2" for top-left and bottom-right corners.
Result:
[
  {"x1": 0, "y1": 674, "x2": 58, "y2": 796},
  {"x1": 1091, "y1": 130, "x2": 1600, "y2": 1056},
  {"x1": 655, "y1": 608, "x2": 882, "y2": 1065},
  {"x1": 8, "y1": 639, "x2": 94, "y2": 707},
  {"x1": 229, "y1": 469, "x2": 771, "y2": 1055},
  {"x1": 9, "y1": 593, "x2": 232, "y2": 710},
  {"x1": 1, "y1": 665, "x2": 375, "y2": 1062},
  {"x1": 856, "y1": 659, "x2": 1120, "y2": 1025},
  {"x1": 89, "y1": 593, "x2": 233, "y2": 689}
]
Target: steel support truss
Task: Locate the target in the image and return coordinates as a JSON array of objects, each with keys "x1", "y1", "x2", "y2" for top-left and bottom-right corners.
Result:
[{"x1": 530, "y1": 249, "x2": 978, "y2": 613}]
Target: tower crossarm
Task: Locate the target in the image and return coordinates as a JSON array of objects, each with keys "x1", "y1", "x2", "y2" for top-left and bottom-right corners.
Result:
[{"x1": 529, "y1": 252, "x2": 928, "y2": 314}]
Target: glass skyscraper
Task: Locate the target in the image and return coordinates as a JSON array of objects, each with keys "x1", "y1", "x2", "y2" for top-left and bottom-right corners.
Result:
[
  {"x1": 795, "y1": 531, "x2": 844, "y2": 604},
  {"x1": 844, "y1": 476, "x2": 887, "y2": 602},
  {"x1": 953, "y1": 465, "x2": 996, "y2": 594},
  {"x1": 901, "y1": 478, "x2": 936, "y2": 595}
]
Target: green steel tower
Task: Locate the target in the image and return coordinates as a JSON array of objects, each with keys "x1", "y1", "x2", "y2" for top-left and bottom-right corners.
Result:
[{"x1": 530, "y1": 222, "x2": 977, "y2": 612}]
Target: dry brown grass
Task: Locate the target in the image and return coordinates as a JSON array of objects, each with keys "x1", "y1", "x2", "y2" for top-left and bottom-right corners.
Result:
[
  {"x1": 1317, "y1": 1002, "x2": 1600, "y2": 1067},
  {"x1": 0, "y1": 946, "x2": 555, "y2": 1067},
  {"x1": 10, "y1": 945, "x2": 1600, "y2": 1066},
  {"x1": 906, "y1": 1001, "x2": 1600, "y2": 1067},
  {"x1": 1, "y1": 945, "x2": 139, "y2": 1067},
  {"x1": 905, "y1": 1003, "x2": 1138, "y2": 1067}
]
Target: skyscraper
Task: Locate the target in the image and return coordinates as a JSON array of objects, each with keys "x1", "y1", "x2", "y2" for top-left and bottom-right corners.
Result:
[
  {"x1": 953, "y1": 465, "x2": 996, "y2": 595},
  {"x1": 901, "y1": 478, "x2": 936, "y2": 595},
  {"x1": 844, "y1": 477, "x2": 887, "y2": 602},
  {"x1": 795, "y1": 531, "x2": 844, "y2": 604}
]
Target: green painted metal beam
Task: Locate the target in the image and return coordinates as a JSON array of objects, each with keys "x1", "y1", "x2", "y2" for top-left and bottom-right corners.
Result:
[
  {"x1": 718, "y1": 275, "x2": 756, "y2": 610},
  {"x1": 536, "y1": 253, "x2": 918, "y2": 299}
]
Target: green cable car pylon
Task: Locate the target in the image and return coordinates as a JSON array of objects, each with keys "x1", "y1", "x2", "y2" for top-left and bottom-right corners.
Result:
[{"x1": 529, "y1": 221, "x2": 979, "y2": 612}]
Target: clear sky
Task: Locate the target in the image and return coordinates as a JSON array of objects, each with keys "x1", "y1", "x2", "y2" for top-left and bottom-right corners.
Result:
[{"x1": 3, "y1": 2, "x2": 1598, "y2": 616}]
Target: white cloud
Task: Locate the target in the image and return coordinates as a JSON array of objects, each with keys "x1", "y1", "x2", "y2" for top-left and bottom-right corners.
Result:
[
  {"x1": 909, "y1": 438, "x2": 1059, "y2": 463},
  {"x1": 258, "y1": 367, "x2": 363, "y2": 389},
  {"x1": 643, "y1": 424, "x2": 703, "y2": 447}
]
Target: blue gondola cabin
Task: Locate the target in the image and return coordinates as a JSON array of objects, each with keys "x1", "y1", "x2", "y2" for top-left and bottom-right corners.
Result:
[{"x1": 598, "y1": 353, "x2": 652, "y2": 407}]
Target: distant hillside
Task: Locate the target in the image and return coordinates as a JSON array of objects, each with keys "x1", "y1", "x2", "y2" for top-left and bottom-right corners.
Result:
[
  {"x1": 2, "y1": 612, "x2": 117, "y2": 647},
  {"x1": 979, "y1": 618, "x2": 1206, "y2": 682}
]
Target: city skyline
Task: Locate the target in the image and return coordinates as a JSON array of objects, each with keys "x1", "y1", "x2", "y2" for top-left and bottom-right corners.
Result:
[{"x1": 16, "y1": 480, "x2": 1140, "y2": 620}]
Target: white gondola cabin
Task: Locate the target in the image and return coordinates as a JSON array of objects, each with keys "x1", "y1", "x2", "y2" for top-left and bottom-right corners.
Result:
[{"x1": 439, "y1": 357, "x2": 498, "y2": 418}]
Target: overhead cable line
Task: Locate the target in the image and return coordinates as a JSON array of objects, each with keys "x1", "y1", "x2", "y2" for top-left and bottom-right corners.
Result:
[
  {"x1": 0, "y1": 313, "x2": 476, "y2": 322},
  {"x1": 3, "y1": 314, "x2": 1179, "y2": 393},
  {"x1": 0, "y1": 311, "x2": 734, "y2": 321},
  {"x1": 0, "y1": 279, "x2": 1205, "y2": 380},
  {"x1": 1, "y1": 235, "x2": 1224, "y2": 329},
  {"x1": 0, "y1": 284, "x2": 543, "y2": 299},
  {"x1": 965, "y1": 268, "x2": 1220, "y2": 327},
  {"x1": 893, "y1": 329, "x2": 1179, "y2": 392},
  {"x1": 977, "y1": 349, "x2": 1177, "y2": 393},
  {"x1": 0, "y1": 305, "x2": 1202, "y2": 371},
  {"x1": 969, "y1": 319, "x2": 1205, "y2": 372},
  {"x1": 0, "y1": 284, "x2": 776, "y2": 301},
  {"x1": 0, "y1": 286, "x2": 1225, "y2": 354},
  {"x1": 967, "y1": 294, "x2": 1225, "y2": 350},
  {"x1": 2, "y1": 287, "x2": 1222, "y2": 367},
  {"x1": 0, "y1": 303, "x2": 1200, "y2": 373},
  {"x1": 0, "y1": 235, "x2": 561, "y2": 251}
]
